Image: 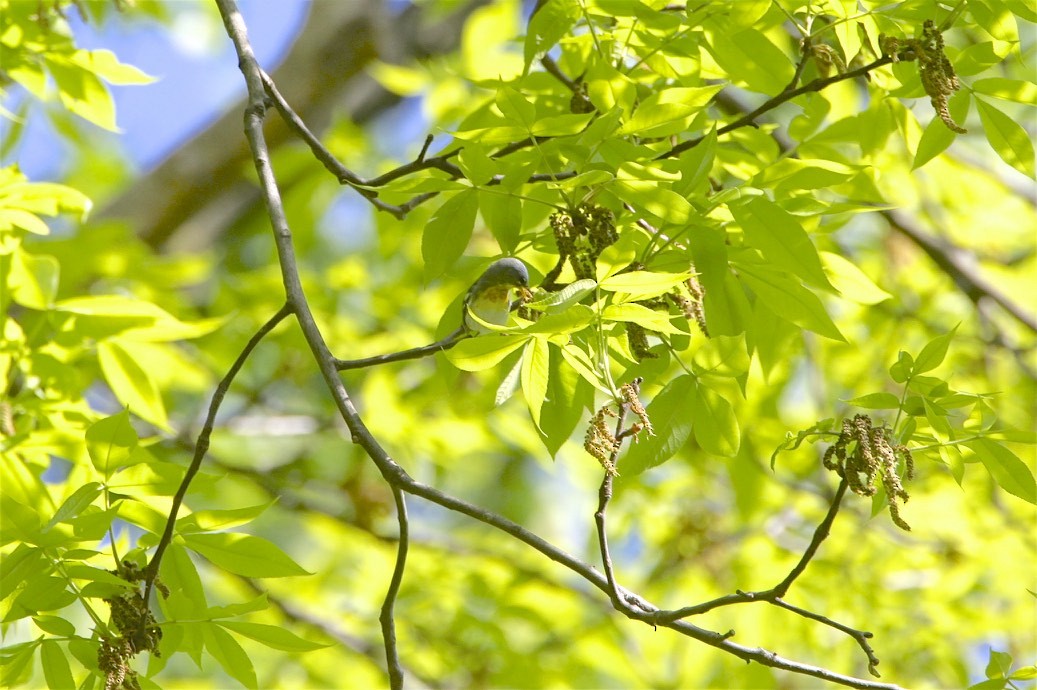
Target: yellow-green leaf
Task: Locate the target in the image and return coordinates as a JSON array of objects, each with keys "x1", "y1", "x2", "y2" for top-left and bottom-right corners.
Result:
[
  {"x1": 445, "y1": 335, "x2": 527, "y2": 371},
  {"x1": 520, "y1": 337, "x2": 550, "y2": 428}
]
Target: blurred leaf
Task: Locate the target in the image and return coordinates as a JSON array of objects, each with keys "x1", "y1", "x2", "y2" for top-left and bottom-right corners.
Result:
[{"x1": 693, "y1": 384, "x2": 739, "y2": 457}]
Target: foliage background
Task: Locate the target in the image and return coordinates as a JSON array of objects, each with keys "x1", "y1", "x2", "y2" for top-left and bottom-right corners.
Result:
[{"x1": 1, "y1": 1, "x2": 1035, "y2": 689}]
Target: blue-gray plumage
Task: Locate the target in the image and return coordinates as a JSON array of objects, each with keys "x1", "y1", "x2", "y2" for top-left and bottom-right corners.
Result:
[{"x1": 463, "y1": 258, "x2": 529, "y2": 333}]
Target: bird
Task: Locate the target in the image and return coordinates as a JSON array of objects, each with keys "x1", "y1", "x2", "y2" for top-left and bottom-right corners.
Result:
[{"x1": 462, "y1": 257, "x2": 530, "y2": 334}]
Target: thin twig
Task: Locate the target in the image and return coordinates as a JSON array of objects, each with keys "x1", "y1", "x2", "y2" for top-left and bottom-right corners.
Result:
[
  {"x1": 594, "y1": 405, "x2": 630, "y2": 611},
  {"x1": 658, "y1": 55, "x2": 895, "y2": 160},
  {"x1": 380, "y1": 486, "x2": 409, "y2": 690},
  {"x1": 335, "y1": 329, "x2": 466, "y2": 371},
  {"x1": 143, "y1": 302, "x2": 292, "y2": 605},
  {"x1": 655, "y1": 479, "x2": 849, "y2": 622}
]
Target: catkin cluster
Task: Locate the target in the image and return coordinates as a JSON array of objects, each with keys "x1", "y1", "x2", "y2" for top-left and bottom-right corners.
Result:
[
  {"x1": 550, "y1": 203, "x2": 618, "y2": 280},
  {"x1": 823, "y1": 414, "x2": 915, "y2": 530},
  {"x1": 881, "y1": 19, "x2": 966, "y2": 133},
  {"x1": 583, "y1": 380, "x2": 654, "y2": 475},
  {"x1": 99, "y1": 561, "x2": 166, "y2": 690}
]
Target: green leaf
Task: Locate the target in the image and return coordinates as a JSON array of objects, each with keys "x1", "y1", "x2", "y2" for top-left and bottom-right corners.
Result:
[
  {"x1": 736, "y1": 263, "x2": 845, "y2": 341},
  {"x1": 693, "y1": 385, "x2": 739, "y2": 457},
  {"x1": 520, "y1": 337, "x2": 550, "y2": 428},
  {"x1": 525, "y1": 280, "x2": 597, "y2": 312},
  {"x1": 32, "y1": 615, "x2": 76, "y2": 637},
  {"x1": 85, "y1": 411, "x2": 139, "y2": 476},
  {"x1": 1011, "y1": 666, "x2": 1037, "y2": 681},
  {"x1": 45, "y1": 483, "x2": 102, "y2": 530},
  {"x1": 912, "y1": 90, "x2": 969, "y2": 169},
  {"x1": 967, "y1": 439, "x2": 1037, "y2": 505},
  {"x1": 531, "y1": 113, "x2": 594, "y2": 136},
  {"x1": 673, "y1": 128, "x2": 717, "y2": 197},
  {"x1": 706, "y1": 28, "x2": 794, "y2": 93},
  {"x1": 690, "y1": 225, "x2": 747, "y2": 336},
  {"x1": 478, "y1": 192, "x2": 521, "y2": 253},
  {"x1": 98, "y1": 340, "x2": 168, "y2": 429},
  {"x1": 820, "y1": 251, "x2": 892, "y2": 305},
  {"x1": 599, "y1": 271, "x2": 690, "y2": 301},
  {"x1": 972, "y1": 77, "x2": 1037, "y2": 105},
  {"x1": 0, "y1": 639, "x2": 36, "y2": 688},
  {"x1": 44, "y1": 54, "x2": 117, "y2": 131},
  {"x1": 216, "y1": 621, "x2": 330, "y2": 653},
  {"x1": 731, "y1": 197, "x2": 833, "y2": 291},
  {"x1": 521, "y1": 305, "x2": 595, "y2": 334},
  {"x1": 495, "y1": 86, "x2": 536, "y2": 129},
  {"x1": 41, "y1": 640, "x2": 75, "y2": 690},
  {"x1": 524, "y1": 0, "x2": 580, "y2": 70},
  {"x1": 494, "y1": 358, "x2": 522, "y2": 406},
  {"x1": 181, "y1": 533, "x2": 312, "y2": 578},
  {"x1": 445, "y1": 335, "x2": 527, "y2": 371},
  {"x1": 458, "y1": 144, "x2": 498, "y2": 186},
  {"x1": 175, "y1": 503, "x2": 274, "y2": 534},
  {"x1": 613, "y1": 180, "x2": 692, "y2": 224},
  {"x1": 985, "y1": 649, "x2": 1013, "y2": 679},
  {"x1": 845, "y1": 392, "x2": 901, "y2": 409},
  {"x1": 559, "y1": 343, "x2": 610, "y2": 394},
  {"x1": 536, "y1": 350, "x2": 594, "y2": 458},
  {"x1": 9, "y1": 250, "x2": 59, "y2": 309},
  {"x1": 621, "y1": 375, "x2": 696, "y2": 475},
  {"x1": 912, "y1": 325, "x2": 958, "y2": 374},
  {"x1": 619, "y1": 103, "x2": 699, "y2": 138},
  {"x1": 71, "y1": 49, "x2": 156, "y2": 85},
  {"x1": 975, "y1": 97, "x2": 1035, "y2": 177},
  {"x1": 602, "y1": 303, "x2": 684, "y2": 334},
  {"x1": 889, "y1": 351, "x2": 913, "y2": 383},
  {"x1": 203, "y1": 624, "x2": 258, "y2": 690},
  {"x1": 422, "y1": 189, "x2": 479, "y2": 282}
]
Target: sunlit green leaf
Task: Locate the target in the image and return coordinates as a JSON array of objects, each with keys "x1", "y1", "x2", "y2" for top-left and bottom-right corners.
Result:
[
  {"x1": 422, "y1": 189, "x2": 479, "y2": 282},
  {"x1": 182, "y1": 533, "x2": 312, "y2": 578},
  {"x1": 98, "y1": 340, "x2": 168, "y2": 429},
  {"x1": 967, "y1": 439, "x2": 1037, "y2": 505},
  {"x1": 203, "y1": 624, "x2": 258, "y2": 690},
  {"x1": 520, "y1": 336, "x2": 550, "y2": 428},
  {"x1": 216, "y1": 621, "x2": 330, "y2": 653},
  {"x1": 693, "y1": 384, "x2": 739, "y2": 457},
  {"x1": 975, "y1": 96, "x2": 1035, "y2": 177},
  {"x1": 445, "y1": 335, "x2": 527, "y2": 371},
  {"x1": 731, "y1": 197, "x2": 833, "y2": 291}
]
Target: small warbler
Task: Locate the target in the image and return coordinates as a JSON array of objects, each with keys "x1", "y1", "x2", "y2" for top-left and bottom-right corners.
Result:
[{"x1": 462, "y1": 258, "x2": 530, "y2": 334}]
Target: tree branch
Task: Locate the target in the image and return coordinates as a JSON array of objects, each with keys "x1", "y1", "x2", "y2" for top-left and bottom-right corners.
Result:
[
  {"x1": 334, "y1": 329, "x2": 466, "y2": 371},
  {"x1": 380, "y1": 486, "x2": 409, "y2": 690},
  {"x1": 143, "y1": 302, "x2": 291, "y2": 608},
  {"x1": 210, "y1": 3, "x2": 906, "y2": 686}
]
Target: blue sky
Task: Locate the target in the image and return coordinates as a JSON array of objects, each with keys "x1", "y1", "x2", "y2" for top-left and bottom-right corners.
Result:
[{"x1": 8, "y1": 1, "x2": 308, "y2": 180}]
